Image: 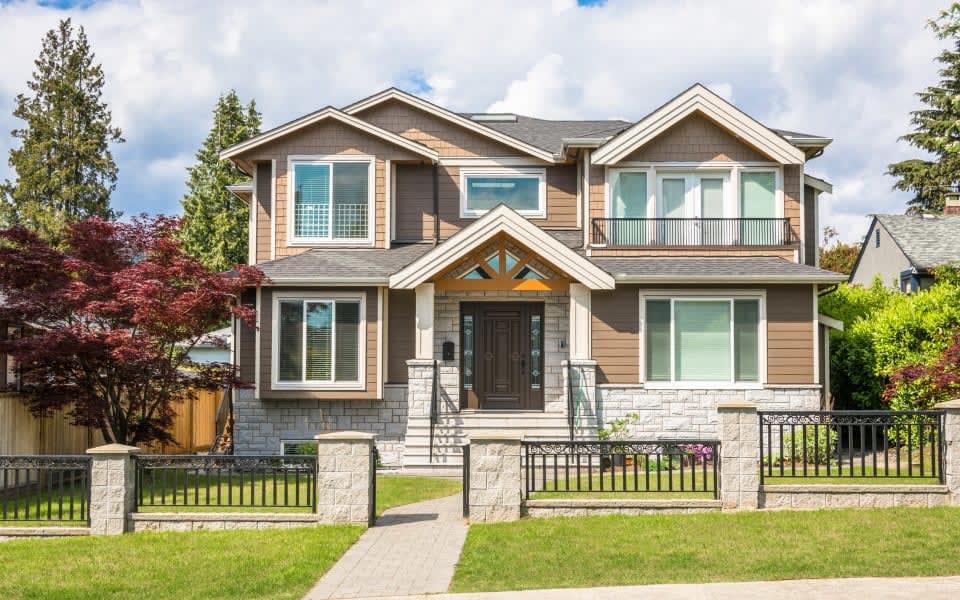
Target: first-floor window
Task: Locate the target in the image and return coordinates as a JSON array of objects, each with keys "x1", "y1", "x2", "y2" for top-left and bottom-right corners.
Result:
[
  {"x1": 277, "y1": 297, "x2": 362, "y2": 385},
  {"x1": 645, "y1": 297, "x2": 760, "y2": 383}
]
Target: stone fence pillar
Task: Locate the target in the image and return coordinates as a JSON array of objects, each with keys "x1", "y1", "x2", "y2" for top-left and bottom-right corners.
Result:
[
  {"x1": 717, "y1": 400, "x2": 759, "y2": 510},
  {"x1": 315, "y1": 431, "x2": 376, "y2": 525},
  {"x1": 87, "y1": 444, "x2": 141, "y2": 535},
  {"x1": 467, "y1": 435, "x2": 522, "y2": 523},
  {"x1": 936, "y1": 399, "x2": 960, "y2": 505}
]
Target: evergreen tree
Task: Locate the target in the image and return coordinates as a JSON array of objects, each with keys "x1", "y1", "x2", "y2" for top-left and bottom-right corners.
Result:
[
  {"x1": 179, "y1": 91, "x2": 261, "y2": 271},
  {"x1": 888, "y1": 4, "x2": 960, "y2": 213},
  {"x1": 1, "y1": 19, "x2": 123, "y2": 241}
]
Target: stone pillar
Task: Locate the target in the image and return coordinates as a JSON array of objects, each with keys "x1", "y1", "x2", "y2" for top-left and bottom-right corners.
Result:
[
  {"x1": 568, "y1": 283, "x2": 592, "y2": 360},
  {"x1": 468, "y1": 435, "x2": 522, "y2": 523},
  {"x1": 562, "y1": 359, "x2": 597, "y2": 436},
  {"x1": 315, "y1": 431, "x2": 376, "y2": 524},
  {"x1": 406, "y1": 359, "x2": 436, "y2": 419},
  {"x1": 936, "y1": 399, "x2": 960, "y2": 505},
  {"x1": 87, "y1": 444, "x2": 141, "y2": 535},
  {"x1": 717, "y1": 400, "x2": 759, "y2": 510}
]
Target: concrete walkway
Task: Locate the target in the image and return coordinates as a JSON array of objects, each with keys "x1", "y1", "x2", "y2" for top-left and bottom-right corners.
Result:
[
  {"x1": 359, "y1": 576, "x2": 960, "y2": 599},
  {"x1": 304, "y1": 493, "x2": 467, "y2": 599}
]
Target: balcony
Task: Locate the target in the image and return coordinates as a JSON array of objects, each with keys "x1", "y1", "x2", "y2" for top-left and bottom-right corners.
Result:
[{"x1": 590, "y1": 218, "x2": 796, "y2": 248}]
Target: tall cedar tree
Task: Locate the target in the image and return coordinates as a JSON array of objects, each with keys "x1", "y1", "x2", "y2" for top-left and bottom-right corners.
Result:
[
  {"x1": 1, "y1": 19, "x2": 123, "y2": 241},
  {"x1": 180, "y1": 91, "x2": 261, "y2": 271},
  {"x1": 888, "y1": 4, "x2": 960, "y2": 213},
  {"x1": 819, "y1": 226, "x2": 862, "y2": 275},
  {"x1": 0, "y1": 217, "x2": 263, "y2": 445}
]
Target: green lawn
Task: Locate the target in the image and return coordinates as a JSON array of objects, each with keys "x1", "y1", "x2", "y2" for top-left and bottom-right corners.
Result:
[
  {"x1": 452, "y1": 507, "x2": 960, "y2": 592},
  {"x1": 376, "y1": 475, "x2": 462, "y2": 516},
  {"x1": 529, "y1": 468, "x2": 715, "y2": 500},
  {"x1": 762, "y1": 465, "x2": 940, "y2": 485},
  {"x1": 0, "y1": 526, "x2": 363, "y2": 600}
]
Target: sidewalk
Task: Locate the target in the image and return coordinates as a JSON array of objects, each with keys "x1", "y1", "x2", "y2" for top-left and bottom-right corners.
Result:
[
  {"x1": 361, "y1": 576, "x2": 960, "y2": 599},
  {"x1": 304, "y1": 493, "x2": 467, "y2": 599}
]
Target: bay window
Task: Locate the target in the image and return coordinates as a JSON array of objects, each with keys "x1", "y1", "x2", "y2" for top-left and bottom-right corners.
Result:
[
  {"x1": 644, "y1": 296, "x2": 762, "y2": 384},
  {"x1": 275, "y1": 295, "x2": 364, "y2": 388},
  {"x1": 461, "y1": 168, "x2": 546, "y2": 218},
  {"x1": 289, "y1": 157, "x2": 373, "y2": 244}
]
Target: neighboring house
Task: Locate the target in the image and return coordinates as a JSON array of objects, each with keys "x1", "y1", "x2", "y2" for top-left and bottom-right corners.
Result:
[
  {"x1": 183, "y1": 327, "x2": 232, "y2": 364},
  {"x1": 850, "y1": 199, "x2": 960, "y2": 292},
  {"x1": 220, "y1": 83, "x2": 846, "y2": 470}
]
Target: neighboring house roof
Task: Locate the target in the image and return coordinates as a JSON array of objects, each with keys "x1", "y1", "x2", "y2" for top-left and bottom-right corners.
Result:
[
  {"x1": 592, "y1": 84, "x2": 808, "y2": 165},
  {"x1": 590, "y1": 256, "x2": 848, "y2": 284},
  {"x1": 458, "y1": 113, "x2": 632, "y2": 155},
  {"x1": 194, "y1": 327, "x2": 231, "y2": 348},
  {"x1": 874, "y1": 214, "x2": 960, "y2": 270},
  {"x1": 389, "y1": 205, "x2": 616, "y2": 290},
  {"x1": 218, "y1": 106, "x2": 438, "y2": 162}
]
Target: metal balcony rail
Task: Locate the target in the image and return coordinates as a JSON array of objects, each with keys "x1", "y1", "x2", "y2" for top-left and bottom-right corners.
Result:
[{"x1": 591, "y1": 217, "x2": 794, "y2": 247}]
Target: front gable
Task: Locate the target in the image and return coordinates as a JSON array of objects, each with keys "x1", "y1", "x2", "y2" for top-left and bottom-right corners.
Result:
[{"x1": 621, "y1": 112, "x2": 769, "y2": 163}]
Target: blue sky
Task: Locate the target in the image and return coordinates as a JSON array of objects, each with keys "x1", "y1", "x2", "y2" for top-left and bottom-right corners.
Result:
[{"x1": 0, "y1": 0, "x2": 948, "y2": 242}]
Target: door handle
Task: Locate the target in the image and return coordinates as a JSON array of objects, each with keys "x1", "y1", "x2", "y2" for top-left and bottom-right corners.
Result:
[{"x1": 520, "y1": 358, "x2": 526, "y2": 375}]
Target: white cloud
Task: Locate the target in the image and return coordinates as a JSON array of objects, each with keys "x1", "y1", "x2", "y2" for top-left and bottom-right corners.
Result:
[{"x1": 0, "y1": 0, "x2": 947, "y2": 241}]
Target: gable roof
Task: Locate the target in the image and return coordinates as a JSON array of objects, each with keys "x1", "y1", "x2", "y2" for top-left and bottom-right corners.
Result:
[
  {"x1": 592, "y1": 84, "x2": 806, "y2": 165},
  {"x1": 219, "y1": 106, "x2": 438, "y2": 161},
  {"x1": 874, "y1": 214, "x2": 960, "y2": 270},
  {"x1": 342, "y1": 88, "x2": 557, "y2": 162},
  {"x1": 389, "y1": 205, "x2": 615, "y2": 290}
]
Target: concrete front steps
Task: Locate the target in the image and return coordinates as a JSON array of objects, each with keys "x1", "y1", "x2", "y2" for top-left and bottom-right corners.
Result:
[{"x1": 401, "y1": 411, "x2": 598, "y2": 475}]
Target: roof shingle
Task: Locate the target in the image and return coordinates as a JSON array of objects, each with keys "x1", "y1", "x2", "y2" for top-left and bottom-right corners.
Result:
[{"x1": 875, "y1": 214, "x2": 960, "y2": 270}]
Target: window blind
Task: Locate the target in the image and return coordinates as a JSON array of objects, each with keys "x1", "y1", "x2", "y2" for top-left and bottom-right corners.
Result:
[
  {"x1": 645, "y1": 300, "x2": 671, "y2": 381},
  {"x1": 734, "y1": 299, "x2": 760, "y2": 381},
  {"x1": 674, "y1": 300, "x2": 731, "y2": 381},
  {"x1": 334, "y1": 302, "x2": 361, "y2": 382},
  {"x1": 278, "y1": 301, "x2": 304, "y2": 381}
]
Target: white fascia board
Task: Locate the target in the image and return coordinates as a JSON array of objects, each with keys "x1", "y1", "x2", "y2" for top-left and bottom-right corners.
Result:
[
  {"x1": 388, "y1": 205, "x2": 615, "y2": 290},
  {"x1": 612, "y1": 274, "x2": 849, "y2": 284},
  {"x1": 342, "y1": 88, "x2": 557, "y2": 163},
  {"x1": 818, "y1": 313, "x2": 844, "y2": 331},
  {"x1": 593, "y1": 84, "x2": 805, "y2": 165},
  {"x1": 220, "y1": 107, "x2": 438, "y2": 162},
  {"x1": 804, "y1": 174, "x2": 834, "y2": 194}
]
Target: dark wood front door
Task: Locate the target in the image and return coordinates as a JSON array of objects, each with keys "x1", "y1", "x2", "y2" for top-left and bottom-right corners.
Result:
[{"x1": 461, "y1": 302, "x2": 544, "y2": 411}]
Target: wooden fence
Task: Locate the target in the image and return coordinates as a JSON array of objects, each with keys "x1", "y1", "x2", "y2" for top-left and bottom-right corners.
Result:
[{"x1": 0, "y1": 388, "x2": 221, "y2": 456}]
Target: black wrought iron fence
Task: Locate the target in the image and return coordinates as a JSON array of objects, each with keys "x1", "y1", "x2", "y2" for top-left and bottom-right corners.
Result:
[
  {"x1": 462, "y1": 443, "x2": 471, "y2": 519},
  {"x1": 523, "y1": 440, "x2": 719, "y2": 499},
  {"x1": 134, "y1": 455, "x2": 317, "y2": 511},
  {"x1": 759, "y1": 411, "x2": 945, "y2": 482},
  {"x1": 0, "y1": 456, "x2": 91, "y2": 524}
]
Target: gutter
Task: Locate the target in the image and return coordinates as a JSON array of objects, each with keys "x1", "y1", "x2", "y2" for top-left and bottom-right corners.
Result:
[
  {"x1": 612, "y1": 275, "x2": 850, "y2": 284},
  {"x1": 259, "y1": 277, "x2": 388, "y2": 286}
]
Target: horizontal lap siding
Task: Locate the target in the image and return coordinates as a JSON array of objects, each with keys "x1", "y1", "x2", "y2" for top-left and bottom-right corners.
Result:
[
  {"x1": 387, "y1": 289, "x2": 415, "y2": 383},
  {"x1": 237, "y1": 289, "x2": 257, "y2": 385},
  {"x1": 395, "y1": 164, "x2": 433, "y2": 241},
  {"x1": 255, "y1": 163, "x2": 273, "y2": 263},
  {"x1": 591, "y1": 287, "x2": 640, "y2": 384},
  {"x1": 258, "y1": 287, "x2": 380, "y2": 400},
  {"x1": 233, "y1": 120, "x2": 424, "y2": 258},
  {"x1": 766, "y1": 285, "x2": 814, "y2": 383}
]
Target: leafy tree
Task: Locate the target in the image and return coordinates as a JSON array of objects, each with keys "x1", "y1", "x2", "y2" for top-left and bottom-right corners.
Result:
[
  {"x1": 888, "y1": 4, "x2": 960, "y2": 213},
  {"x1": 180, "y1": 91, "x2": 261, "y2": 272},
  {"x1": 0, "y1": 19, "x2": 123, "y2": 241},
  {"x1": 818, "y1": 226, "x2": 861, "y2": 275},
  {"x1": 0, "y1": 217, "x2": 263, "y2": 445}
]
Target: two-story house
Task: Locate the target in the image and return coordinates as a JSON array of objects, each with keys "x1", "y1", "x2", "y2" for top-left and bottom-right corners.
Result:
[{"x1": 220, "y1": 84, "x2": 846, "y2": 471}]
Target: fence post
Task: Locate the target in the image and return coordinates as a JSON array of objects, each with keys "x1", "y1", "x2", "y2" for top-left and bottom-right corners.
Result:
[
  {"x1": 467, "y1": 435, "x2": 522, "y2": 523},
  {"x1": 936, "y1": 399, "x2": 960, "y2": 505},
  {"x1": 717, "y1": 401, "x2": 759, "y2": 510},
  {"x1": 315, "y1": 431, "x2": 376, "y2": 524},
  {"x1": 86, "y1": 443, "x2": 141, "y2": 535}
]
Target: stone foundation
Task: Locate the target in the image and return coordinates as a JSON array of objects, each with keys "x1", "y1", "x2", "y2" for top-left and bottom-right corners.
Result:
[
  {"x1": 760, "y1": 485, "x2": 952, "y2": 509},
  {"x1": 597, "y1": 385, "x2": 821, "y2": 439},
  {"x1": 233, "y1": 386, "x2": 408, "y2": 466}
]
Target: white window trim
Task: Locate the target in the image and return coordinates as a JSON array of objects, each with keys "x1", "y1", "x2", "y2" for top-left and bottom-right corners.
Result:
[
  {"x1": 286, "y1": 154, "x2": 375, "y2": 247},
  {"x1": 639, "y1": 290, "x2": 767, "y2": 389},
  {"x1": 459, "y1": 167, "x2": 547, "y2": 219},
  {"x1": 271, "y1": 291, "x2": 367, "y2": 391},
  {"x1": 603, "y1": 163, "x2": 783, "y2": 224}
]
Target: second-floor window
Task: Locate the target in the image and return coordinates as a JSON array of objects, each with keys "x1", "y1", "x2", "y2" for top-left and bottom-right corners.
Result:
[
  {"x1": 460, "y1": 168, "x2": 546, "y2": 218},
  {"x1": 289, "y1": 157, "x2": 373, "y2": 244}
]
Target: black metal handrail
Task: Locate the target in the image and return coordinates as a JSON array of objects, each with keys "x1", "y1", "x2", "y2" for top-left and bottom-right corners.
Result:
[
  {"x1": 0, "y1": 455, "x2": 92, "y2": 524},
  {"x1": 368, "y1": 446, "x2": 378, "y2": 526},
  {"x1": 429, "y1": 359, "x2": 439, "y2": 463},
  {"x1": 134, "y1": 454, "x2": 317, "y2": 511},
  {"x1": 522, "y1": 440, "x2": 719, "y2": 499},
  {"x1": 758, "y1": 410, "x2": 945, "y2": 483},
  {"x1": 591, "y1": 217, "x2": 795, "y2": 247},
  {"x1": 461, "y1": 443, "x2": 471, "y2": 519}
]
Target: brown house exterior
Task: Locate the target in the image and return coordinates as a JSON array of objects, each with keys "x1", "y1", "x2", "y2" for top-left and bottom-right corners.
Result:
[{"x1": 222, "y1": 84, "x2": 846, "y2": 470}]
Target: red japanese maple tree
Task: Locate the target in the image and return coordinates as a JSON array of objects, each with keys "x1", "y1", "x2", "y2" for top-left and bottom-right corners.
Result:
[{"x1": 0, "y1": 216, "x2": 263, "y2": 445}]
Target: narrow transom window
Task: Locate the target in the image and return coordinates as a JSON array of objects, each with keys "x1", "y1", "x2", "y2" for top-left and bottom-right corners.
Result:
[
  {"x1": 461, "y1": 168, "x2": 546, "y2": 218},
  {"x1": 291, "y1": 159, "x2": 371, "y2": 242}
]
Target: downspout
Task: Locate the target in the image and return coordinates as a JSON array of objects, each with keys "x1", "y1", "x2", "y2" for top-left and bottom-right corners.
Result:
[{"x1": 432, "y1": 162, "x2": 440, "y2": 246}]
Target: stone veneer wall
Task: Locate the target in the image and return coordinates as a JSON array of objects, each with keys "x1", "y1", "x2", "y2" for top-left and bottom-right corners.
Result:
[
  {"x1": 233, "y1": 386, "x2": 408, "y2": 466},
  {"x1": 759, "y1": 485, "x2": 952, "y2": 510},
  {"x1": 434, "y1": 290, "x2": 569, "y2": 413},
  {"x1": 596, "y1": 385, "x2": 821, "y2": 439}
]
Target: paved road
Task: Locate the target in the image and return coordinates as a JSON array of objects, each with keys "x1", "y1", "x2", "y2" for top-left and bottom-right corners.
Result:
[
  {"x1": 358, "y1": 576, "x2": 960, "y2": 599},
  {"x1": 304, "y1": 493, "x2": 467, "y2": 599}
]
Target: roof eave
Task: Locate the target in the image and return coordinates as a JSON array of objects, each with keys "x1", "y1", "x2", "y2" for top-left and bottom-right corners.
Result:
[{"x1": 611, "y1": 274, "x2": 849, "y2": 284}]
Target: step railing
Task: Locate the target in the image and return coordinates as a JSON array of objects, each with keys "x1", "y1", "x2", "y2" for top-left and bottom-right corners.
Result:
[{"x1": 429, "y1": 359, "x2": 439, "y2": 463}]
